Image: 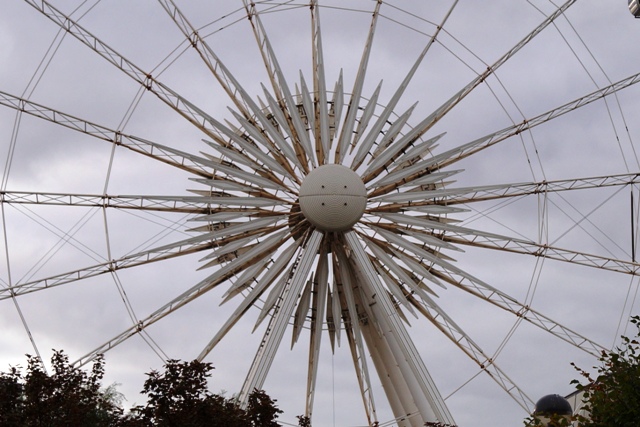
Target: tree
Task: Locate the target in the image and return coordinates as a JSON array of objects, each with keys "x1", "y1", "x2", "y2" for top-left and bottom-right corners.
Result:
[
  {"x1": 570, "y1": 315, "x2": 640, "y2": 427},
  {"x1": 122, "y1": 359, "x2": 282, "y2": 427},
  {"x1": 525, "y1": 315, "x2": 640, "y2": 426},
  {"x1": 0, "y1": 366, "x2": 24, "y2": 426},
  {"x1": 1, "y1": 353, "x2": 284, "y2": 426},
  {"x1": 0, "y1": 350, "x2": 123, "y2": 427}
]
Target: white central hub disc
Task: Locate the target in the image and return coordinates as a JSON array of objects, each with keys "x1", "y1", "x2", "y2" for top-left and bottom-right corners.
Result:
[{"x1": 299, "y1": 164, "x2": 367, "y2": 232}]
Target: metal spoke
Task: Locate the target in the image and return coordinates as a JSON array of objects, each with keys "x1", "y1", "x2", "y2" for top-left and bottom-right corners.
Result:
[
  {"x1": 335, "y1": 0, "x2": 382, "y2": 164},
  {"x1": 369, "y1": 70, "x2": 640, "y2": 197},
  {"x1": 0, "y1": 90, "x2": 213, "y2": 177},
  {"x1": 392, "y1": 0, "x2": 578, "y2": 150},
  {"x1": 403, "y1": 291, "x2": 535, "y2": 412},
  {"x1": 0, "y1": 191, "x2": 288, "y2": 213},
  {"x1": 371, "y1": 173, "x2": 640, "y2": 206},
  {"x1": 351, "y1": 0, "x2": 459, "y2": 171},
  {"x1": 242, "y1": 1, "x2": 313, "y2": 173},
  {"x1": 73, "y1": 228, "x2": 290, "y2": 367}
]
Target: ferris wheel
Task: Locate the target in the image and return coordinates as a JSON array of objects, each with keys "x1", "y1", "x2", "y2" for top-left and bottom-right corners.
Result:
[{"x1": 1, "y1": 1, "x2": 640, "y2": 426}]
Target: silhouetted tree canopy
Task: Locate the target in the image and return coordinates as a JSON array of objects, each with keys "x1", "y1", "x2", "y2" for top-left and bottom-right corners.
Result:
[
  {"x1": 0, "y1": 350, "x2": 122, "y2": 426},
  {"x1": 119, "y1": 359, "x2": 282, "y2": 427},
  {"x1": 525, "y1": 315, "x2": 640, "y2": 427},
  {"x1": 570, "y1": 315, "x2": 640, "y2": 427},
  {"x1": 0, "y1": 353, "x2": 283, "y2": 427}
]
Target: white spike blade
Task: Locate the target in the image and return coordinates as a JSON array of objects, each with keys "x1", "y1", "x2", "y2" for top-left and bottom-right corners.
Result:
[
  {"x1": 255, "y1": 274, "x2": 289, "y2": 331},
  {"x1": 193, "y1": 196, "x2": 284, "y2": 208},
  {"x1": 335, "y1": 245, "x2": 378, "y2": 424},
  {"x1": 291, "y1": 276, "x2": 313, "y2": 348},
  {"x1": 329, "y1": 71, "x2": 344, "y2": 145},
  {"x1": 242, "y1": 97, "x2": 307, "y2": 177},
  {"x1": 369, "y1": 123, "x2": 462, "y2": 192},
  {"x1": 335, "y1": 1, "x2": 383, "y2": 164},
  {"x1": 74, "y1": 229, "x2": 290, "y2": 367},
  {"x1": 197, "y1": 234, "x2": 262, "y2": 264},
  {"x1": 402, "y1": 228, "x2": 464, "y2": 253},
  {"x1": 344, "y1": 232, "x2": 454, "y2": 424},
  {"x1": 197, "y1": 243, "x2": 261, "y2": 270},
  {"x1": 239, "y1": 229, "x2": 324, "y2": 406},
  {"x1": 299, "y1": 73, "x2": 316, "y2": 140},
  {"x1": 372, "y1": 183, "x2": 513, "y2": 204},
  {"x1": 400, "y1": 205, "x2": 468, "y2": 216},
  {"x1": 330, "y1": 257, "x2": 343, "y2": 348},
  {"x1": 214, "y1": 118, "x2": 295, "y2": 185},
  {"x1": 310, "y1": 0, "x2": 329, "y2": 167},
  {"x1": 374, "y1": 212, "x2": 510, "y2": 243},
  {"x1": 259, "y1": 85, "x2": 313, "y2": 172},
  {"x1": 250, "y1": 239, "x2": 306, "y2": 327},
  {"x1": 375, "y1": 260, "x2": 418, "y2": 319},
  {"x1": 201, "y1": 146, "x2": 261, "y2": 173},
  {"x1": 325, "y1": 285, "x2": 336, "y2": 352},
  {"x1": 261, "y1": 85, "x2": 298, "y2": 147},
  {"x1": 361, "y1": 103, "x2": 418, "y2": 178},
  {"x1": 229, "y1": 100, "x2": 305, "y2": 178},
  {"x1": 240, "y1": 5, "x2": 313, "y2": 172},
  {"x1": 200, "y1": 158, "x2": 288, "y2": 192},
  {"x1": 370, "y1": 102, "x2": 417, "y2": 160},
  {"x1": 387, "y1": 133, "x2": 446, "y2": 171},
  {"x1": 392, "y1": 169, "x2": 462, "y2": 192},
  {"x1": 202, "y1": 116, "x2": 293, "y2": 181},
  {"x1": 197, "y1": 237, "x2": 304, "y2": 361},
  {"x1": 363, "y1": 238, "x2": 435, "y2": 304},
  {"x1": 305, "y1": 243, "x2": 328, "y2": 417},
  {"x1": 191, "y1": 212, "x2": 255, "y2": 226},
  {"x1": 220, "y1": 258, "x2": 271, "y2": 302},
  {"x1": 194, "y1": 216, "x2": 286, "y2": 244},
  {"x1": 369, "y1": 157, "x2": 440, "y2": 189},
  {"x1": 190, "y1": 175, "x2": 268, "y2": 196},
  {"x1": 350, "y1": 81, "x2": 383, "y2": 152},
  {"x1": 227, "y1": 110, "x2": 299, "y2": 181},
  {"x1": 382, "y1": 243, "x2": 447, "y2": 292},
  {"x1": 350, "y1": 2, "x2": 458, "y2": 172}
]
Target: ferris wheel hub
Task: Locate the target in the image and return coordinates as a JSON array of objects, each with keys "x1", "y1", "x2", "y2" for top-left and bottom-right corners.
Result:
[{"x1": 299, "y1": 164, "x2": 367, "y2": 232}]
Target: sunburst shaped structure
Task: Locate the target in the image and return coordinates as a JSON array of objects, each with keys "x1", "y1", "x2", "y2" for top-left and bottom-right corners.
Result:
[{"x1": 2, "y1": 1, "x2": 640, "y2": 426}]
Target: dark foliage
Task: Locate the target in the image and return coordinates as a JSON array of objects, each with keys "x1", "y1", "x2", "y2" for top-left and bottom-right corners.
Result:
[
  {"x1": 120, "y1": 359, "x2": 282, "y2": 427},
  {"x1": 296, "y1": 415, "x2": 311, "y2": 427},
  {"x1": 570, "y1": 315, "x2": 640, "y2": 427},
  {"x1": 0, "y1": 350, "x2": 122, "y2": 427},
  {"x1": 0, "y1": 353, "x2": 284, "y2": 427},
  {"x1": 525, "y1": 315, "x2": 640, "y2": 426}
]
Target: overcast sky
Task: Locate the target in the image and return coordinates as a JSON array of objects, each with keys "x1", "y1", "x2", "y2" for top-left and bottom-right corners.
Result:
[{"x1": 2, "y1": 1, "x2": 640, "y2": 426}]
